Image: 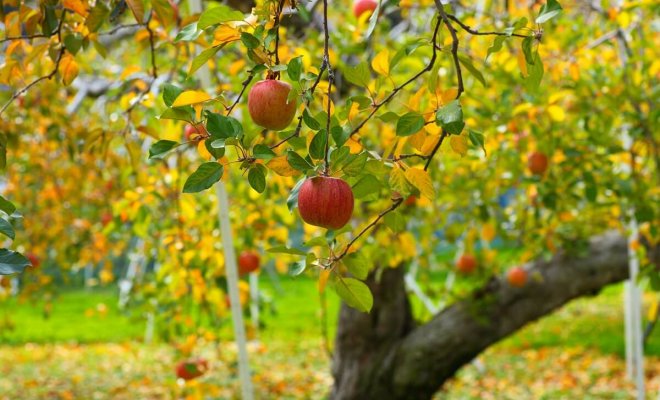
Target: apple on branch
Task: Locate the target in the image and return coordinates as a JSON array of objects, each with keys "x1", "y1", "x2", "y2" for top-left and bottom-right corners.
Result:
[
  {"x1": 247, "y1": 79, "x2": 297, "y2": 131},
  {"x1": 297, "y1": 176, "x2": 354, "y2": 230}
]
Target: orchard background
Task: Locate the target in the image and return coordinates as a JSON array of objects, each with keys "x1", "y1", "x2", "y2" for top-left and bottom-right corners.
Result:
[{"x1": 0, "y1": 0, "x2": 658, "y2": 399}]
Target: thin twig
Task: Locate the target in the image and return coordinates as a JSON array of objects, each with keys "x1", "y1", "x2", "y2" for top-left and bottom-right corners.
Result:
[
  {"x1": 273, "y1": 0, "x2": 286, "y2": 67},
  {"x1": 0, "y1": 32, "x2": 52, "y2": 43},
  {"x1": 435, "y1": 1, "x2": 464, "y2": 99},
  {"x1": 0, "y1": 11, "x2": 67, "y2": 117},
  {"x1": 97, "y1": 23, "x2": 142, "y2": 36},
  {"x1": 226, "y1": 71, "x2": 256, "y2": 115},
  {"x1": 349, "y1": 17, "x2": 442, "y2": 138},
  {"x1": 334, "y1": 198, "x2": 404, "y2": 261},
  {"x1": 145, "y1": 14, "x2": 158, "y2": 78},
  {"x1": 321, "y1": 0, "x2": 332, "y2": 175},
  {"x1": 424, "y1": 130, "x2": 448, "y2": 171},
  {"x1": 447, "y1": 14, "x2": 529, "y2": 38}
]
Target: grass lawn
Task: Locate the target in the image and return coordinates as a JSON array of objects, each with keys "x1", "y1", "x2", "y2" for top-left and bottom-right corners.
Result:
[{"x1": 0, "y1": 276, "x2": 658, "y2": 398}]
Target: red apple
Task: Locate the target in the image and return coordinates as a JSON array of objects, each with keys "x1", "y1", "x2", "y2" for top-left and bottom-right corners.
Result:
[
  {"x1": 353, "y1": 0, "x2": 378, "y2": 18},
  {"x1": 528, "y1": 151, "x2": 548, "y2": 176},
  {"x1": 101, "y1": 212, "x2": 113, "y2": 227},
  {"x1": 238, "y1": 250, "x2": 260, "y2": 275},
  {"x1": 185, "y1": 123, "x2": 207, "y2": 141},
  {"x1": 247, "y1": 79, "x2": 297, "y2": 131},
  {"x1": 404, "y1": 195, "x2": 417, "y2": 206},
  {"x1": 507, "y1": 267, "x2": 527, "y2": 288},
  {"x1": 175, "y1": 358, "x2": 209, "y2": 381},
  {"x1": 298, "y1": 176, "x2": 354, "y2": 230},
  {"x1": 26, "y1": 253, "x2": 40, "y2": 268},
  {"x1": 456, "y1": 254, "x2": 477, "y2": 274}
]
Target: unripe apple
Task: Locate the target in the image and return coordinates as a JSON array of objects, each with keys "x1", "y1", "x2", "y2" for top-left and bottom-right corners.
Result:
[
  {"x1": 298, "y1": 176, "x2": 354, "y2": 230},
  {"x1": 26, "y1": 253, "x2": 40, "y2": 268},
  {"x1": 238, "y1": 250, "x2": 260, "y2": 275},
  {"x1": 247, "y1": 79, "x2": 297, "y2": 131},
  {"x1": 353, "y1": 0, "x2": 378, "y2": 18},
  {"x1": 507, "y1": 267, "x2": 527, "y2": 287},
  {"x1": 175, "y1": 358, "x2": 209, "y2": 381},
  {"x1": 528, "y1": 151, "x2": 548, "y2": 176},
  {"x1": 456, "y1": 254, "x2": 477, "y2": 274},
  {"x1": 185, "y1": 123, "x2": 207, "y2": 141}
]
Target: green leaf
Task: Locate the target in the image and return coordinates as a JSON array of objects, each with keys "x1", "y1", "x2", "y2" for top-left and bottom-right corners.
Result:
[
  {"x1": 302, "y1": 109, "x2": 321, "y2": 130},
  {"x1": 521, "y1": 37, "x2": 535, "y2": 65},
  {"x1": 352, "y1": 174, "x2": 381, "y2": 199},
  {"x1": 248, "y1": 166, "x2": 266, "y2": 193},
  {"x1": 253, "y1": 144, "x2": 276, "y2": 160},
  {"x1": 86, "y1": 1, "x2": 110, "y2": 32},
  {"x1": 158, "y1": 107, "x2": 192, "y2": 122},
  {"x1": 64, "y1": 33, "x2": 83, "y2": 55},
  {"x1": 342, "y1": 152, "x2": 368, "y2": 176},
  {"x1": 0, "y1": 218, "x2": 14, "y2": 240},
  {"x1": 344, "y1": 252, "x2": 369, "y2": 280},
  {"x1": 378, "y1": 111, "x2": 400, "y2": 123},
  {"x1": 267, "y1": 245, "x2": 306, "y2": 256},
  {"x1": 309, "y1": 131, "x2": 327, "y2": 160},
  {"x1": 287, "y1": 178, "x2": 305, "y2": 211},
  {"x1": 344, "y1": 61, "x2": 371, "y2": 87},
  {"x1": 390, "y1": 167, "x2": 412, "y2": 195},
  {"x1": 523, "y1": 51, "x2": 544, "y2": 91},
  {"x1": 240, "y1": 32, "x2": 261, "y2": 49},
  {"x1": 468, "y1": 130, "x2": 486, "y2": 156},
  {"x1": 331, "y1": 126, "x2": 350, "y2": 147},
  {"x1": 207, "y1": 113, "x2": 239, "y2": 138},
  {"x1": 0, "y1": 249, "x2": 30, "y2": 275},
  {"x1": 163, "y1": 84, "x2": 184, "y2": 107},
  {"x1": 458, "y1": 55, "x2": 486, "y2": 87},
  {"x1": 287, "y1": 56, "x2": 303, "y2": 82},
  {"x1": 289, "y1": 260, "x2": 306, "y2": 276},
  {"x1": 536, "y1": 0, "x2": 562, "y2": 24},
  {"x1": 436, "y1": 100, "x2": 465, "y2": 135},
  {"x1": 487, "y1": 36, "x2": 507, "y2": 60},
  {"x1": 384, "y1": 211, "x2": 405, "y2": 233},
  {"x1": 584, "y1": 172, "x2": 597, "y2": 202},
  {"x1": 396, "y1": 113, "x2": 425, "y2": 137},
  {"x1": 287, "y1": 151, "x2": 314, "y2": 172},
  {"x1": 365, "y1": 1, "x2": 381, "y2": 39},
  {"x1": 148, "y1": 140, "x2": 178, "y2": 159},
  {"x1": 197, "y1": 5, "x2": 244, "y2": 30},
  {"x1": 174, "y1": 23, "x2": 201, "y2": 42},
  {"x1": 334, "y1": 277, "x2": 373, "y2": 312},
  {"x1": 303, "y1": 236, "x2": 328, "y2": 247},
  {"x1": 0, "y1": 196, "x2": 16, "y2": 215},
  {"x1": 205, "y1": 139, "x2": 225, "y2": 159},
  {"x1": 189, "y1": 46, "x2": 222, "y2": 76},
  {"x1": 182, "y1": 163, "x2": 224, "y2": 193}
]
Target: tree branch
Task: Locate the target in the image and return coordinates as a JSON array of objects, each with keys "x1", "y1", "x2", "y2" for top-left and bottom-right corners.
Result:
[
  {"x1": 446, "y1": 14, "x2": 529, "y2": 38},
  {"x1": 0, "y1": 11, "x2": 67, "y2": 118},
  {"x1": 435, "y1": 1, "x2": 464, "y2": 99}
]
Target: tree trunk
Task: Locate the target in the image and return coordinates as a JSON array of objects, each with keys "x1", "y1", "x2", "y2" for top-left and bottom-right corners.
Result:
[{"x1": 330, "y1": 231, "x2": 652, "y2": 400}]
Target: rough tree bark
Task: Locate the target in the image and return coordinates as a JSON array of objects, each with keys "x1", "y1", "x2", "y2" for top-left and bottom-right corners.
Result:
[{"x1": 331, "y1": 231, "x2": 655, "y2": 400}]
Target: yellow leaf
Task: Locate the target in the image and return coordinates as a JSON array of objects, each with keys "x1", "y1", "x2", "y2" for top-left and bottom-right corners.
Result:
[
  {"x1": 547, "y1": 105, "x2": 565, "y2": 122},
  {"x1": 318, "y1": 269, "x2": 331, "y2": 293},
  {"x1": 371, "y1": 49, "x2": 390, "y2": 76},
  {"x1": 407, "y1": 130, "x2": 426, "y2": 151},
  {"x1": 267, "y1": 156, "x2": 300, "y2": 177},
  {"x1": 125, "y1": 0, "x2": 144, "y2": 23},
  {"x1": 481, "y1": 223, "x2": 496, "y2": 242},
  {"x1": 390, "y1": 167, "x2": 411, "y2": 195},
  {"x1": 450, "y1": 135, "x2": 468, "y2": 157},
  {"x1": 171, "y1": 90, "x2": 212, "y2": 107},
  {"x1": 213, "y1": 25, "x2": 241, "y2": 46},
  {"x1": 60, "y1": 54, "x2": 79, "y2": 86},
  {"x1": 404, "y1": 167, "x2": 435, "y2": 200},
  {"x1": 63, "y1": 0, "x2": 89, "y2": 16},
  {"x1": 648, "y1": 300, "x2": 658, "y2": 321}
]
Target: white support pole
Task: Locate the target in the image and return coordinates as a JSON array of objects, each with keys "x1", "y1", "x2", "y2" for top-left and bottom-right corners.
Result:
[
  {"x1": 621, "y1": 124, "x2": 645, "y2": 399},
  {"x1": 187, "y1": 1, "x2": 253, "y2": 398},
  {"x1": 249, "y1": 272, "x2": 260, "y2": 336},
  {"x1": 215, "y1": 184, "x2": 254, "y2": 400}
]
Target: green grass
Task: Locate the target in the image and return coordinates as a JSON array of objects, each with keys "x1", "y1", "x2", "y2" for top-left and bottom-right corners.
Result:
[{"x1": 0, "y1": 277, "x2": 657, "y2": 359}]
